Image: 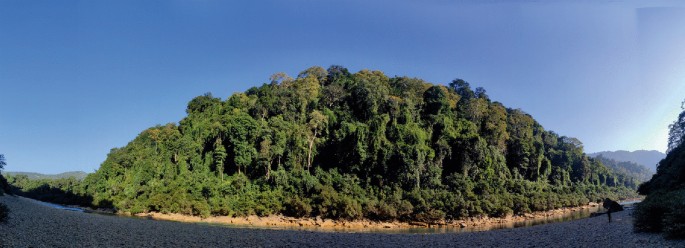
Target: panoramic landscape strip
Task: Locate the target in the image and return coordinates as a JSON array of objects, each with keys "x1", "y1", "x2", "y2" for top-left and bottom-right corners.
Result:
[{"x1": 2, "y1": 66, "x2": 651, "y2": 225}]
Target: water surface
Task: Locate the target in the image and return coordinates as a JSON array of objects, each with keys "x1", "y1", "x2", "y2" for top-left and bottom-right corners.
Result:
[{"x1": 32, "y1": 199, "x2": 85, "y2": 212}]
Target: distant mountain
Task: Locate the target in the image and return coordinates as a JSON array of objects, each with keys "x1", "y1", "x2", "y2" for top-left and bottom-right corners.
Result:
[
  {"x1": 593, "y1": 156, "x2": 653, "y2": 183},
  {"x1": 3, "y1": 171, "x2": 89, "y2": 180},
  {"x1": 588, "y1": 150, "x2": 665, "y2": 173}
]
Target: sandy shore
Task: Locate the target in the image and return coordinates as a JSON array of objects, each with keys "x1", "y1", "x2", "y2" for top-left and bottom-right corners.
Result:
[{"x1": 0, "y1": 195, "x2": 681, "y2": 247}]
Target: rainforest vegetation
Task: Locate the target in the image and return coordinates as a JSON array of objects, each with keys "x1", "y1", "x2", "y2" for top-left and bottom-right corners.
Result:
[
  {"x1": 593, "y1": 156, "x2": 653, "y2": 186},
  {"x1": 7, "y1": 66, "x2": 641, "y2": 223},
  {"x1": 589, "y1": 150, "x2": 663, "y2": 173},
  {"x1": 635, "y1": 104, "x2": 685, "y2": 239},
  {"x1": 5, "y1": 174, "x2": 90, "y2": 207},
  {"x1": 0, "y1": 154, "x2": 10, "y2": 222}
]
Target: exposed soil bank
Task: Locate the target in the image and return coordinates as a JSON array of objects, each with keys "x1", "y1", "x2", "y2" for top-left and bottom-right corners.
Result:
[{"x1": 132, "y1": 203, "x2": 603, "y2": 233}]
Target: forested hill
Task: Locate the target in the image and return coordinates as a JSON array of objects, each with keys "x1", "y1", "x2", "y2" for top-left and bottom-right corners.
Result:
[
  {"x1": 591, "y1": 156, "x2": 652, "y2": 185},
  {"x1": 589, "y1": 150, "x2": 664, "y2": 173},
  {"x1": 3, "y1": 171, "x2": 88, "y2": 180},
  {"x1": 79, "y1": 66, "x2": 638, "y2": 221},
  {"x1": 634, "y1": 106, "x2": 685, "y2": 238}
]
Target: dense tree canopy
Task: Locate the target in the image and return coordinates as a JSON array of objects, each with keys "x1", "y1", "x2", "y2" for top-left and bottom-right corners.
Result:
[
  {"x1": 0, "y1": 154, "x2": 5, "y2": 170},
  {"x1": 667, "y1": 102, "x2": 685, "y2": 153},
  {"x1": 48, "y1": 66, "x2": 639, "y2": 221},
  {"x1": 594, "y1": 156, "x2": 652, "y2": 186}
]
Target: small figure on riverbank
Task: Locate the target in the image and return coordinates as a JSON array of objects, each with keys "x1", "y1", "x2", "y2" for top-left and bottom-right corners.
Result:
[{"x1": 602, "y1": 198, "x2": 624, "y2": 222}]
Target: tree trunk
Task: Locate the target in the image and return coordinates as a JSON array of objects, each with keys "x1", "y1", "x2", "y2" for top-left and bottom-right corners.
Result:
[
  {"x1": 265, "y1": 159, "x2": 271, "y2": 180},
  {"x1": 307, "y1": 130, "x2": 317, "y2": 170}
]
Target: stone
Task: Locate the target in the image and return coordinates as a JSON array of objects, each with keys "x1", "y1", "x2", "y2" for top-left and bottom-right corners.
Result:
[{"x1": 603, "y1": 198, "x2": 624, "y2": 212}]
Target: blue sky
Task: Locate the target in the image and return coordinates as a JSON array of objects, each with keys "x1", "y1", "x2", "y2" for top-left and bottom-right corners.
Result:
[{"x1": 1, "y1": 0, "x2": 685, "y2": 174}]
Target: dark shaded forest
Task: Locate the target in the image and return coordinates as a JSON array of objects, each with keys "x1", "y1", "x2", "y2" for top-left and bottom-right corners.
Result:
[
  {"x1": 635, "y1": 104, "x2": 685, "y2": 239},
  {"x1": 5, "y1": 175, "x2": 92, "y2": 207},
  {"x1": 9, "y1": 66, "x2": 641, "y2": 223},
  {"x1": 0, "y1": 154, "x2": 10, "y2": 222}
]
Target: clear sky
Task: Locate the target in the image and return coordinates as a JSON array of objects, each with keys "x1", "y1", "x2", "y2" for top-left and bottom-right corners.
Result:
[{"x1": 1, "y1": 0, "x2": 685, "y2": 174}]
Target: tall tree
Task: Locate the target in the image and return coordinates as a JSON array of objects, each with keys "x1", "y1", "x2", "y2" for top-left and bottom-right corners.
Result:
[
  {"x1": 227, "y1": 112, "x2": 258, "y2": 174},
  {"x1": 214, "y1": 137, "x2": 227, "y2": 180},
  {"x1": 667, "y1": 101, "x2": 685, "y2": 153},
  {"x1": 449, "y1": 78, "x2": 475, "y2": 101},
  {"x1": 259, "y1": 138, "x2": 273, "y2": 179},
  {"x1": 306, "y1": 110, "x2": 328, "y2": 170}
]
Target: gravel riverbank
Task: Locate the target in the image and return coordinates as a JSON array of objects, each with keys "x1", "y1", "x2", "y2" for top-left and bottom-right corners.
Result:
[{"x1": 0, "y1": 195, "x2": 681, "y2": 247}]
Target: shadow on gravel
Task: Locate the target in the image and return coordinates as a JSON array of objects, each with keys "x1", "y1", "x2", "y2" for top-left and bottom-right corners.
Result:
[{"x1": 8, "y1": 183, "x2": 114, "y2": 212}]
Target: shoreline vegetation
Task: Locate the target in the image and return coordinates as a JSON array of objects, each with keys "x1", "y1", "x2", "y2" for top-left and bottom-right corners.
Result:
[
  {"x1": 633, "y1": 105, "x2": 685, "y2": 239},
  {"x1": 56, "y1": 197, "x2": 642, "y2": 232},
  {"x1": 4, "y1": 66, "x2": 646, "y2": 231}
]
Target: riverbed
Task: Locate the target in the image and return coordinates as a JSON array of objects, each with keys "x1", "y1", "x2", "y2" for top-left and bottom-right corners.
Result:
[
  {"x1": 0, "y1": 195, "x2": 679, "y2": 247},
  {"x1": 27, "y1": 196, "x2": 607, "y2": 234}
]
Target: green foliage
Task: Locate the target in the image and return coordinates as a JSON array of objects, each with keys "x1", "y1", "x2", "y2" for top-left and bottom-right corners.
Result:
[
  {"x1": 594, "y1": 156, "x2": 651, "y2": 185},
  {"x1": 667, "y1": 104, "x2": 685, "y2": 152},
  {"x1": 283, "y1": 196, "x2": 312, "y2": 218},
  {"x1": 17, "y1": 66, "x2": 639, "y2": 223},
  {"x1": 634, "y1": 105, "x2": 685, "y2": 239},
  {"x1": 6, "y1": 174, "x2": 93, "y2": 207},
  {"x1": 663, "y1": 201, "x2": 685, "y2": 239},
  {"x1": 0, "y1": 154, "x2": 5, "y2": 171},
  {"x1": 634, "y1": 189, "x2": 685, "y2": 239},
  {"x1": 3, "y1": 171, "x2": 88, "y2": 180}
]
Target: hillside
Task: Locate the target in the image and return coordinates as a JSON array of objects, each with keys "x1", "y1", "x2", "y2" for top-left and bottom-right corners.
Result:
[
  {"x1": 592, "y1": 156, "x2": 652, "y2": 185},
  {"x1": 589, "y1": 150, "x2": 664, "y2": 173},
  {"x1": 634, "y1": 107, "x2": 685, "y2": 238},
  {"x1": 3, "y1": 171, "x2": 88, "y2": 181},
  {"x1": 74, "y1": 66, "x2": 638, "y2": 222}
]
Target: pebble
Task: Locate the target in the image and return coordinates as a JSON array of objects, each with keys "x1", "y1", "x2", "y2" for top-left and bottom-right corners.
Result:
[{"x1": 0, "y1": 195, "x2": 682, "y2": 247}]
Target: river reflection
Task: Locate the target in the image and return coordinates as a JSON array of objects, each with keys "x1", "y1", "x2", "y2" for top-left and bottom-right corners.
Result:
[
  {"x1": 31, "y1": 199, "x2": 85, "y2": 212},
  {"x1": 363, "y1": 206, "x2": 605, "y2": 234}
]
